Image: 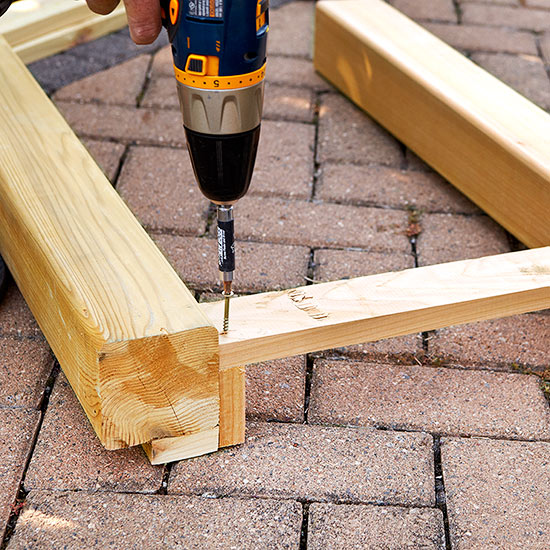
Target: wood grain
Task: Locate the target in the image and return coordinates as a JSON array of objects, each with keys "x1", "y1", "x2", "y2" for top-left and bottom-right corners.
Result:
[
  {"x1": 143, "y1": 427, "x2": 220, "y2": 465},
  {"x1": 0, "y1": 37, "x2": 219, "y2": 451},
  {"x1": 201, "y1": 248, "x2": 550, "y2": 370},
  {"x1": 218, "y1": 366, "x2": 246, "y2": 448},
  {"x1": 0, "y1": 0, "x2": 127, "y2": 63},
  {"x1": 314, "y1": 0, "x2": 550, "y2": 248}
]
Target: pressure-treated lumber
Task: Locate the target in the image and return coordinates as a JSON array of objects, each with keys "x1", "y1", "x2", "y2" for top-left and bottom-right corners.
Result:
[
  {"x1": 201, "y1": 248, "x2": 550, "y2": 370},
  {"x1": 143, "y1": 427, "x2": 220, "y2": 465},
  {"x1": 143, "y1": 367, "x2": 245, "y2": 463},
  {"x1": 218, "y1": 366, "x2": 246, "y2": 448},
  {"x1": 0, "y1": 0, "x2": 127, "y2": 63},
  {"x1": 0, "y1": 36, "x2": 219, "y2": 452},
  {"x1": 314, "y1": 0, "x2": 550, "y2": 248}
]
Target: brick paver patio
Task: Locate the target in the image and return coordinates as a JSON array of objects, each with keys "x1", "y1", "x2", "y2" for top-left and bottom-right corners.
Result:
[{"x1": 1, "y1": 1, "x2": 549, "y2": 548}]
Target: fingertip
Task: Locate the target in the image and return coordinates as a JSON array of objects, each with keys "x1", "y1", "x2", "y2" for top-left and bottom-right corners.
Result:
[
  {"x1": 129, "y1": 20, "x2": 162, "y2": 44},
  {"x1": 86, "y1": 0, "x2": 120, "y2": 15}
]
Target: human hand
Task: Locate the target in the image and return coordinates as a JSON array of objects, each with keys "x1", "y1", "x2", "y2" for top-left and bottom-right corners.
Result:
[{"x1": 85, "y1": 0, "x2": 162, "y2": 45}]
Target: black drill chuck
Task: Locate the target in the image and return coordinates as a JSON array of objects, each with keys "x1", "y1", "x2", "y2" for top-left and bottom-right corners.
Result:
[{"x1": 185, "y1": 126, "x2": 261, "y2": 204}]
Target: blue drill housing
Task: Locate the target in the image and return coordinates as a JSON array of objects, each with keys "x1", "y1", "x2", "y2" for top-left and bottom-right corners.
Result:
[{"x1": 167, "y1": 0, "x2": 268, "y2": 77}]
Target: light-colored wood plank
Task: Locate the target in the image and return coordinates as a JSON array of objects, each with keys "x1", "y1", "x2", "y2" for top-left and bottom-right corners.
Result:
[
  {"x1": 218, "y1": 366, "x2": 246, "y2": 448},
  {"x1": 0, "y1": 36, "x2": 219, "y2": 452},
  {"x1": 314, "y1": 0, "x2": 550, "y2": 248},
  {"x1": 201, "y1": 248, "x2": 550, "y2": 370},
  {"x1": 0, "y1": 0, "x2": 127, "y2": 63},
  {"x1": 143, "y1": 427, "x2": 220, "y2": 465}
]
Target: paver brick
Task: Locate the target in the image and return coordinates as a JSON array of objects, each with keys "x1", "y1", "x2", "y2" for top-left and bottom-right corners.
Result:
[
  {"x1": 309, "y1": 360, "x2": 550, "y2": 439},
  {"x1": 169, "y1": 421, "x2": 435, "y2": 506},
  {"x1": 82, "y1": 139, "x2": 125, "y2": 182},
  {"x1": 314, "y1": 248, "x2": 414, "y2": 281},
  {"x1": 117, "y1": 146, "x2": 209, "y2": 234},
  {"x1": 55, "y1": 101, "x2": 186, "y2": 146},
  {"x1": 140, "y1": 75, "x2": 178, "y2": 109},
  {"x1": 0, "y1": 284, "x2": 41, "y2": 339},
  {"x1": 308, "y1": 503, "x2": 445, "y2": 550},
  {"x1": 263, "y1": 83, "x2": 314, "y2": 123},
  {"x1": 9, "y1": 492, "x2": 302, "y2": 550},
  {"x1": 246, "y1": 356, "x2": 306, "y2": 422},
  {"x1": 0, "y1": 409, "x2": 40, "y2": 537},
  {"x1": 318, "y1": 94, "x2": 403, "y2": 166},
  {"x1": 316, "y1": 163, "x2": 480, "y2": 214},
  {"x1": 269, "y1": 1, "x2": 315, "y2": 59},
  {"x1": 153, "y1": 234, "x2": 309, "y2": 292},
  {"x1": 252, "y1": 120, "x2": 314, "y2": 200},
  {"x1": 53, "y1": 55, "x2": 151, "y2": 106},
  {"x1": 442, "y1": 437, "x2": 550, "y2": 549},
  {"x1": 267, "y1": 55, "x2": 333, "y2": 90},
  {"x1": 461, "y1": 3, "x2": 550, "y2": 31},
  {"x1": 472, "y1": 52, "x2": 550, "y2": 110},
  {"x1": 392, "y1": 0, "x2": 457, "y2": 22},
  {"x1": 417, "y1": 213, "x2": 510, "y2": 266},
  {"x1": 24, "y1": 374, "x2": 163, "y2": 493},
  {"x1": 423, "y1": 22, "x2": 538, "y2": 55},
  {"x1": 0, "y1": 337, "x2": 53, "y2": 409},
  {"x1": 234, "y1": 196, "x2": 410, "y2": 250},
  {"x1": 429, "y1": 313, "x2": 550, "y2": 371}
]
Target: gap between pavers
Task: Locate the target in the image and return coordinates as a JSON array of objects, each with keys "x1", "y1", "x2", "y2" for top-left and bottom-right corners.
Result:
[{"x1": 0, "y1": 409, "x2": 40, "y2": 538}]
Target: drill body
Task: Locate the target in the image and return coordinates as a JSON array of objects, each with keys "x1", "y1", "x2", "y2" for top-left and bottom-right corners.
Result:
[
  {"x1": 162, "y1": 0, "x2": 268, "y2": 203},
  {"x1": 161, "y1": 0, "x2": 268, "y2": 329}
]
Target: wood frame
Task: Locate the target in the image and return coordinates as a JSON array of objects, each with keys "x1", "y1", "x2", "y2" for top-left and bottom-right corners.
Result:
[
  {"x1": 0, "y1": 36, "x2": 220, "y2": 457},
  {"x1": 0, "y1": 0, "x2": 127, "y2": 64},
  {"x1": 0, "y1": 0, "x2": 549, "y2": 464},
  {"x1": 314, "y1": 0, "x2": 550, "y2": 249}
]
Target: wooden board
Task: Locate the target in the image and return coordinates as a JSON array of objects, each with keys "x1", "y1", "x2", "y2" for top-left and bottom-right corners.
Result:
[
  {"x1": 218, "y1": 366, "x2": 246, "y2": 448},
  {"x1": 0, "y1": 36, "x2": 219, "y2": 453},
  {"x1": 0, "y1": 0, "x2": 127, "y2": 63},
  {"x1": 201, "y1": 248, "x2": 550, "y2": 370},
  {"x1": 314, "y1": 0, "x2": 550, "y2": 248},
  {"x1": 143, "y1": 427, "x2": 220, "y2": 465}
]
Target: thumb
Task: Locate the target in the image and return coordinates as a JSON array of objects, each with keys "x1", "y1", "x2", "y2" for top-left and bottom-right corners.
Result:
[{"x1": 123, "y1": 0, "x2": 162, "y2": 45}]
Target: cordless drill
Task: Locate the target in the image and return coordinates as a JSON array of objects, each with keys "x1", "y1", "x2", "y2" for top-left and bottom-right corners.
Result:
[{"x1": 160, "y1": 0, "x2": 268, "y2": 331}]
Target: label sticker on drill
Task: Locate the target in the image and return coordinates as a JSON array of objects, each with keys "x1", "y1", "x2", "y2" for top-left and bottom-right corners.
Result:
[
  {"x1": 187, "y1": 0, "x2": 223, "y2": 19},
  {"x1": 217, "y1": 220, "x2": 235, "y2": 272}
]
